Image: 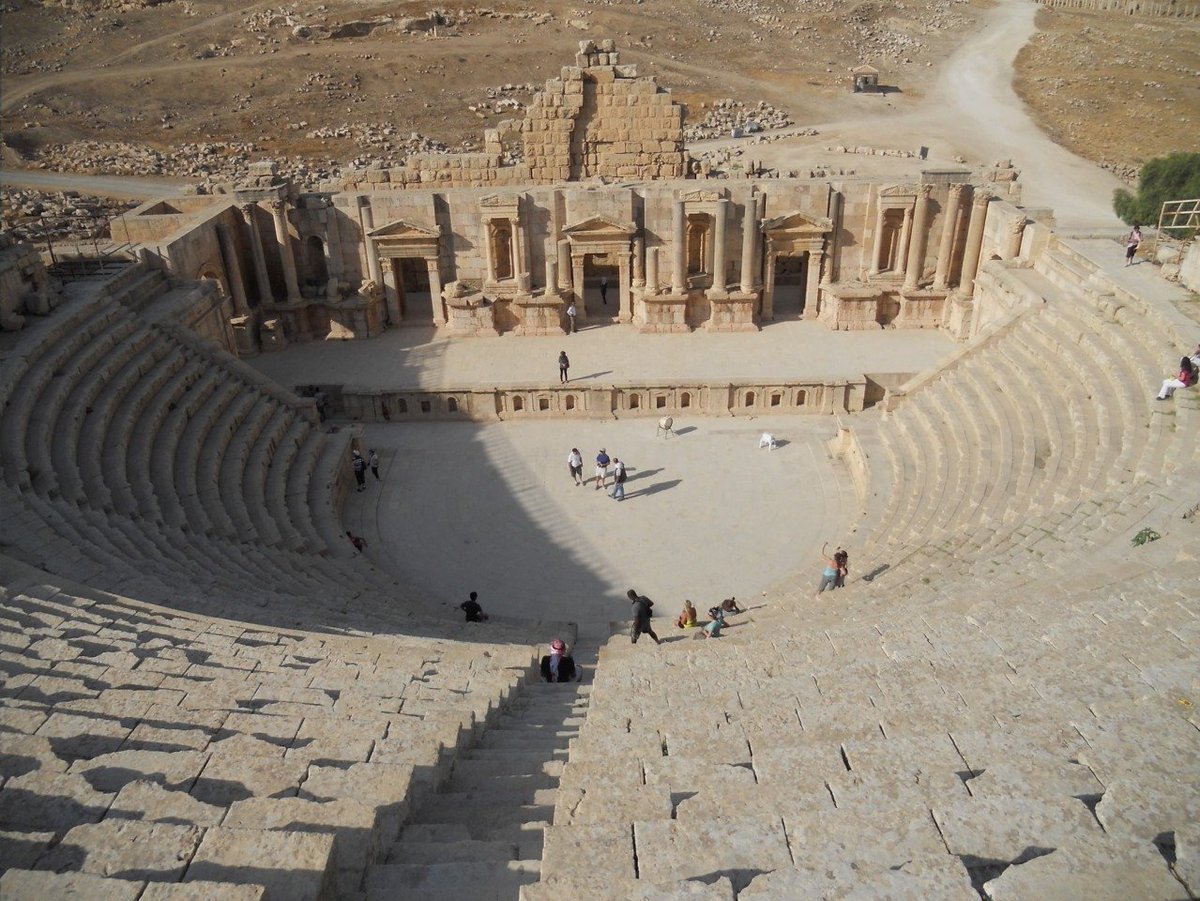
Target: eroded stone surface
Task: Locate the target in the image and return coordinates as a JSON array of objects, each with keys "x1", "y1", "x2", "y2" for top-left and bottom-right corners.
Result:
[
  {"x1": 982, "y1": 834, "x2": 1182, "y2": 900},
  {"x1": 184, "y1": 827, "x2": 335, "y2": 901},
  {"x1": 35, "y1": 820, "x2": 203, "y2": 882}
]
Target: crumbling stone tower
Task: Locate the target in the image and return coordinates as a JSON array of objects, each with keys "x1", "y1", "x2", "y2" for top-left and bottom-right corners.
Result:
[{"x1": 520, "y1": 39, "x2": 687, "y2": 182}]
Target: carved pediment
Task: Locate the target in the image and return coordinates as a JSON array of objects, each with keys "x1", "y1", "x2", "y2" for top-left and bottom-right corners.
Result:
[
  {"x1": 562, "y1": 215, "x2": 636, "y2": 239},
  {"x1": 368, "y1": 219, "x2": 440, "y2": 240},
  {"x1": 480, "y1": 193, "x2": 520, "y2": 208},
  {"x1": 851, "y1": 65, "x2": 879, "y2": 75},
  {"x1": 879, "y1": 183, "x2": 916, "y2": 198},
  {"x1": 761, "y1": 211, "x2": 832, "y2": 234}
]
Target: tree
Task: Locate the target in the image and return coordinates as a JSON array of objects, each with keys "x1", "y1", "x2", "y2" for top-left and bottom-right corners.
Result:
[{"x1": 1113, "y1": 152, "x2": 1200, "y2": 229}]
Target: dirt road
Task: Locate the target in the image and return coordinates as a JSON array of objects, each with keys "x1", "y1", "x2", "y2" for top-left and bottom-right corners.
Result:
[{"x1": 0, "y1": 169, "x2": 186, "y2": 200}]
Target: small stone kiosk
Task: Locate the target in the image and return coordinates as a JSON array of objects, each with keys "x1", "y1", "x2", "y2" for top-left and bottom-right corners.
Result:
[{"x1": 851, "y1": 65, "x2": 880, "y2": 94}]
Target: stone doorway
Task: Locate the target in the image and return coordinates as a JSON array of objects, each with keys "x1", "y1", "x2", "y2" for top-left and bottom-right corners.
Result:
[
  {"x1": 582, "y1": 254, "x2": 619, "y2": 323},
  {"x1": 772, "y1": 254, "x2": 807, "y2": 317},
  {"x1": 394, "y1": 257, "x2": 435, "y2": 322}
]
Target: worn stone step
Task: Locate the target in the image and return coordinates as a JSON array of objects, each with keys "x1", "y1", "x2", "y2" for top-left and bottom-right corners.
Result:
[
  {"x1": 399, "y1": 824, "x2": 473, "y2": 843},
  {"x1": 365, "y1": 860, "x2": 540, "y2": 901},
  {"x1": 385, "y1": 839, "x2": 518, "y2": 865}
]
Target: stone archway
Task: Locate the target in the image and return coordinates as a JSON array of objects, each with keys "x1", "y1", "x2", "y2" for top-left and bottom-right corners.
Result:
[
  {"x1": 561, "y1": 215, "x2": 636, "y2": 325},
  {"x1": 760, "y1": 211, "x2": 833, "y2": 321},
  {"x1": 367, "y1": 219, "x2": 445, "y2": 325}
]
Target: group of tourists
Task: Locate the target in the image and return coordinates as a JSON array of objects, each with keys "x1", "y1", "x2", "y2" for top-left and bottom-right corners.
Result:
[
  {"x1": 567, "y1": 447, "x2": 629, "y2": 500},
  {"x1": 672, "y1": 596, "x2": 746, "y2": 640},
  {"x1": 351, "y1": 448, "x2": 381, "y2": 492}
]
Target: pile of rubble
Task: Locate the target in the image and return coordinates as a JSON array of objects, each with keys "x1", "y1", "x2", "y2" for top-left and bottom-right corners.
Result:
[
  {"x1": 1, "y1": 189, "x2": 137, "y2": 244},
  {"x1": 683, "y1": 99, "x2": 793, "y2": 141},
  {"x1": 467, "y1": 83, "x2": 538, "y2": 118}
]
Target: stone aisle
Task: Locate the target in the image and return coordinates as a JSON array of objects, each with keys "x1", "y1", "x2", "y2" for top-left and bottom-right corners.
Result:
[{"x1": 365, "y1": 652, "x2": 593, "y2": 901}]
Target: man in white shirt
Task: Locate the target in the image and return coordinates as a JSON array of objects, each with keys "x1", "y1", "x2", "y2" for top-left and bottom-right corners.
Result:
[{"x1": 567, "y1": 448, "x2": 583, "y2": 486}]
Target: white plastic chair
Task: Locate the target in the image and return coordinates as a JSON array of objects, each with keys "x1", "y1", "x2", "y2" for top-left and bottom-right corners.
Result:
[
  {"x1": 759, "y1": 432, "x2": 777, "y2": 450},
  {"x1": 657, "y1": 416, "x2": 674, "y2": 438}
]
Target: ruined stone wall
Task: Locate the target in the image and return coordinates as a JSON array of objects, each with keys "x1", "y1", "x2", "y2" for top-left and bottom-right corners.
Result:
[
  {"x1": 335, "y1": 40, "x2": 687, "y2": 192},
  {"x1": 0, "y1": 235, "x2": 60, "y2": 331},
  {"x1": 1040, "y1": 0, "x2": 1199, "y2": 16}
]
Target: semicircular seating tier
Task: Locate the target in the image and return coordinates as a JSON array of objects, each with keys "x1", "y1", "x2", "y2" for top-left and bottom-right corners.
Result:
[{"x1": 526, "y1": 236, "x2": 1200, "y2": 900}]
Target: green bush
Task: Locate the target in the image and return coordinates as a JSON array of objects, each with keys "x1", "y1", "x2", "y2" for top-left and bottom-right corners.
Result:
[{"x1": 1113, "y1": 152, "x2": 1200, "y2": 233}]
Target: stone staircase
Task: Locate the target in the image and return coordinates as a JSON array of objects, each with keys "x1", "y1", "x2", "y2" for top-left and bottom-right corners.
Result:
[
  {"x1": 367, "y1": 675, "x2": 591, "y2": 901},
  {"x1": 0, "y1": 552, "x2": 545, "y2": 899}
]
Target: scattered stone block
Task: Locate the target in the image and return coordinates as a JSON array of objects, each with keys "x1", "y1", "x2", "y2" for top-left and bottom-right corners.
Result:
[
  {"x1": 0, "y1": 868, "x2": 144, "y2": 900},
  {"x1": 35, "y1": 820, "x2": 203, "y2": 882},
  {"x1": 184, "y1": 827, "x2": 335, "y2": 901}
]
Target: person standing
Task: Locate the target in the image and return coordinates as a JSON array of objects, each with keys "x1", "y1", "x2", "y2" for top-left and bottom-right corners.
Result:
[
  {"x1": 610, "y1": 457, "x2": 627, "y2": 501},
  {"x1": 559, "y1": 350, "x2": 570, "y2": 384},
  {"x1": 816, "y1": 545, "x2": 838, "y2": 595},
  {"x1": 567, "y1": 447, "x2": 584, "y2": 486},
  {"x1": 833, "y1": 547, "x2": 849, "y2": 589},
  {"x1": 1125, "y1": 226, "x2": 1142, "y2": 266},
  {"x1": 599, "y1": 277, "x2": 608, "y2": 305},
  {"x1": 628, "y1": 589, "x2": 661, "y2": 645},
  {"x1": 351, "y1": 449, "x2": 366, "y2": 492},
  {"x1": 566, "y1": 301, "x2": 577, "y2": 334},
  {"x1": 460, "y1": 591, "x2": 487, "y2": 623},
  {"x1": 368, "y1": 449, "x2": 381, "y2": 481},
  {"x1": 594, "y1": 448, "x2": 611, "y2": 490}
]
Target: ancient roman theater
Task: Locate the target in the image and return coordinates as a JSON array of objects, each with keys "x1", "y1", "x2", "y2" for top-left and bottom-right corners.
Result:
[{"x1": 1, "y1": 13, "x2": 1198, "y2": 901}]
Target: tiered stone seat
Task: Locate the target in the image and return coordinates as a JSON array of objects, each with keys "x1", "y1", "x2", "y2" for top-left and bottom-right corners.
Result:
[
  {"x1": 0, "y1": 554, "x2": 541, "y2": 898},
  {"x1": 534, "y1": 560, "x2": 1197, "y2": 898},
  {"x1": 860, "y1": 241, "x2": 1197, "y2": 598}
]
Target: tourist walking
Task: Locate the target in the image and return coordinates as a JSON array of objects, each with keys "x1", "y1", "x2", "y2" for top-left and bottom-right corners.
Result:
[
  {"x1": 628, "y1": 589, "x2": 661, "y2": 645},
  {"x1": 594, "y1": 448, "x2": 611, "y2": 490},
  {"x1": 1125, "y1": 226, "x2": 1142, "y2": 266},
  {"x1": 599, "y1": 276, "x2": 608, "y2": 305},
  {"x1": 567, "y1": 447, "x2": 584, "y2": 486},
  {"x1": 815, "y1": 545, "x2": 839, "y2": 595},
  {"x1": 369, "y1": 449, "x2": 381, "y2": 480},
  {"x1": 610, "y1": 457, "x2": 627, "y2": 501},
  {"x1": 567, "y1": 301, "x2": 577, "y2": 334},
  {"x1": 460, "y1": 591, "x2": 488, "y2": 623},
  {"x1": 559, "y1": 350, "x2": 570, "y2": 384},
  {"x1": 352, "y1": 449, "x2": 366, "y2": 492},
  {"x1": 346, "y1": 531, "x2": 367, "y2": 553}
]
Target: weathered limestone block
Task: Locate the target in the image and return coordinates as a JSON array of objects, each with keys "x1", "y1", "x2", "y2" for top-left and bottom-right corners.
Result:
[
  {"x1": 523, "y1": 876, "x2": 735, "y2": 900},
  {"x1": 35, "y1": 820, "x2": 203, "y2": 882},
  {"x1": 740, "y1": 856, "x2": 975, "y2": 899},
  {"x1": 190, "y1": 755, "x2": 306, "y2": 807},
  {"x1": 139, "y1": 880, "x2": 264, "y2": 900},
  {"x1": 0, "y1": 830, "x2": 54, "y2": 870},
  {"x1": 1093, "y1": 775, "x2": 1200, "y2": 841},
  {"x1": 0, "y1": 869, "x2": 144, "y2": 900},
  {"x1": 541, "y1": 823, "x2": 636, "y2": 883},
  {"x1": 0, "y1": 771, "x2": 115, "y2": 832},
  {"x1": 223, "y1": 796, "x2": 383, "y2": 877},
  {"x1": 634, "y1": 816, "x2": 793, "y2": 892},
  {"x1": 300, "y1": 762, "x2": 416, "y2": 833},
  {"x1": 982, "y1": 834, "x2": 1182, "y2": 900},
  {"x1": 784, "y1": 807, "x2": 948, "y2": 870},
  {"x1": 932, "y1": 795, "x2": 1100, "y2": 863},
  {"x1": 184, "y1": 827, "x2": 335, "y2": 901},
  {"x1": 69, "y1": 749, "x2": 209, "y2": 794},
  {"x1": 107, "y1": 780, "x2": 225, "y2": 826},
  {"x1": 553, "y1": 784, "x2": 672, "y2": 825}
]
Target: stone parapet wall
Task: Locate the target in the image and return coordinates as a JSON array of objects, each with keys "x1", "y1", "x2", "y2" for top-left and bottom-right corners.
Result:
[
  {"x1": 1040, "y1": 0, "x2": 1199, "y2": 15},
  {"x1": 337, "y1": 377, "x2": 866, "y2": 422}
]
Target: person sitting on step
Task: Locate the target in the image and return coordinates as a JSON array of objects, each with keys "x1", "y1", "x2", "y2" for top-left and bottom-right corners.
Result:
[
  {"x1": 1155, "y1": 354, "x2": 1197, "y2": 401},
  {"x1": 540, "y1": 638, "x2": 581, "y2": 682},
  {"x1": 675, "y1": 600, "x2": 698, "y2": 629},
  {"x1": 699, "y1": 607, "x2": 727, "y2": 639}
]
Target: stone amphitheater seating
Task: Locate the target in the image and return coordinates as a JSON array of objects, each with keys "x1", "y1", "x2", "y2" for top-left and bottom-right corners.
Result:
[{"x1": 3, "y1": 236, "x2": 1198, "y2": 899}]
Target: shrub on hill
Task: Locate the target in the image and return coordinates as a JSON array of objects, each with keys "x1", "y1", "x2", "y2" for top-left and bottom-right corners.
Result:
[{"x1": 1113, "y1": 152, "x2": 1200, "y2": 235}]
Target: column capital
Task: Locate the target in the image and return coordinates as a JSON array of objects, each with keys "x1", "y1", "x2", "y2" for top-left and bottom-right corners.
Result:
[
  {"x1": 917, "y1": 184, "x2": 933, "y2": 200},
  {"x1": 971, "y1": 188, "x2": 993, "y2": 209},
  {"x1": 238, "y1": 202, "x2": 259, "y2": 216},
  {"x1": 266, "y1": 199, "x2": 287, "y2": 215}
]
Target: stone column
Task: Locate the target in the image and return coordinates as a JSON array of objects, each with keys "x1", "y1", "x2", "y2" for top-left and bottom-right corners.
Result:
[
  {"x1": 359, "y1": 201, "x2": 383, "y2": 287},
  {"x1": 426, "y1": 258, "x2": 445, "y2": 325},
  {"x1": 933, "y1": 184, "x2": 965, "y2": 290},
  {"x1": 632, "y1": 237, "x2": 645, "y2": 288},
  {"x1": 761, "y1": 248, "x2": 776, "y2": 320},
  {"x1": 1005, "y1": 215, "x2": 1026, "y2": 260},
  {"x1": 739, "y1": 193, "x2": 758, "y2": 293},
  {"x1": 216, "y1": 224, "x2": 250, "y2": 315},
  {"x1": 823, "y1": 193, "x2": 840, "y2": 286},
  {"x1": 896, "y1": 205, "x2": 914, "y2": 278},
  {"x1": 710, "y1": 198, "x2": 728, "y2": 296},
  {"x1": 671, "y1": 198, "x2": 687, "y2": 294},
  {"x1": 240, "y1": 203, "x2": 273, "y2": 305},
  {"x1": 869, "y1": 201, "x2": 886, "y2": 276},
  {"x1": 509, "y1": 216, "x2": 527, "y2": 279},
  {"x1": 545, "y1": 252, "x2": 558, "y2": 297},
  {"x1": 957, "y1": 190, "x2": 991, "y2": 298},
  {"x1": 619, "y1": 248, "x2": 633, "y2": 322},
  {"x1": 269, "y1": 200, "x2": 302, "y2": 302},
  {"x1": 804, "y1": 247, "x2": 822, "y2": 318},
  {"x1": 557, "y1": 239, "x2": 572, "y2": 292},
  {"x1": 903, "y1": 185, "x2": 932, "y2": 290},
  {"x1": 645, "y1": 246, "x2": 659, "y2": 295},
  {"x1": 324, "y1": 206, "x2": 344, "y2": 298},
  {"x1": 484, "y1": 222, "x2": 498, "y2": 283},
  {"x1": 572, "y1": 255, "x2": 586, "y2": 316}
]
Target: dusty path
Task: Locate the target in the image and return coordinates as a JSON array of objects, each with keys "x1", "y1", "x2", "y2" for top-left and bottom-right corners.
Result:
[{"x1": 709, "y1": 0, "x2": 1124, "y2": 227}]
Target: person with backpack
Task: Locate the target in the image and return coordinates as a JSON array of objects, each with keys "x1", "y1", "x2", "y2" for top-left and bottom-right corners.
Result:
[
  {"x1": 351, "y1": 449, "x2": 367, "y2": 492},
  {"x1": 558, "y1": 350, "x2": 570, "y2": 383},
  {"x1": 610, "y1": 457, "x2": 627, "y2": 501},
  {"x1": 628, "y1": 589, "x2": 661, "y2": 645}
]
